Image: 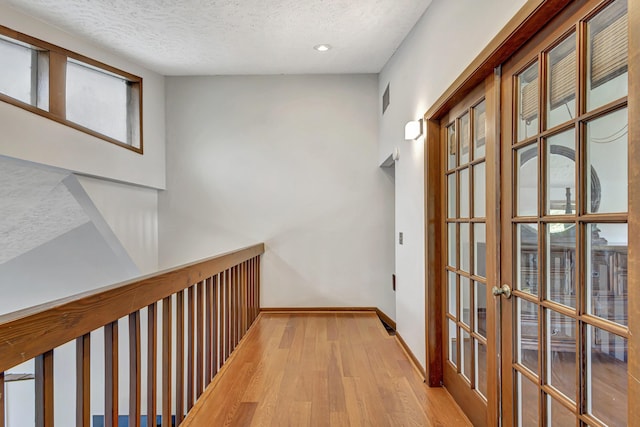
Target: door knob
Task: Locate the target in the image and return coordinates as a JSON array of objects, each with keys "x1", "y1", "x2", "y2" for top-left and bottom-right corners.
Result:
[{"x1": 492, "y1": 284, "x2": 512, "y2": 299}]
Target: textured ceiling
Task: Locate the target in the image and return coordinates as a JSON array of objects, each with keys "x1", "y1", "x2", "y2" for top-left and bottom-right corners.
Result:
[{"x1": 3, "y1": 0, "x2": 432, "y2": 75}]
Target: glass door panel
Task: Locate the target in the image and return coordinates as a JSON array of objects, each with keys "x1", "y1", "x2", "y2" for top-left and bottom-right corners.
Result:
[
  {"x1": 442, "y1": 89, "x2": 490, "y2": 426},
  {"x1": 501, "y1": 1, "x2": 630, "y2": 425}
]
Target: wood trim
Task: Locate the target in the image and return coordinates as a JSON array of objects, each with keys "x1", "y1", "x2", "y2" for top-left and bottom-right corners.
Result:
[
  {"x1": 0, "y1": 243, "x2": 264, "y2": 373},
  {"x1": 627, "y1": 0, "x2": 639, "y2": 424},
  {"x1": 425, "y1": 116, "x2": 443, "y2": 387},
  {"x1": 425, "y1": 0, "x2": 573, "y2": 121},
  {"x1": 395, "y1": 332, "x2": 427, "y2": 379},
  {"x1": 0, "y1": 24, "x2": 143, "y2": 153},
  {"x1": 35, "y1": 350, "x2": 54, "y2": 427},
  {"x1": 75, "y1": 334, "x2": 91, "y2": 427},
  {"x1": 48, "y1": 51, "x2": 66, "y2": 118},
  {"x1": 375, "y1": 308, "x2": 397, "y2": 331}
]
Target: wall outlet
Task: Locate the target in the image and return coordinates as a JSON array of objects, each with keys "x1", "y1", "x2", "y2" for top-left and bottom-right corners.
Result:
[{"x1": 399, "y1": 232, "x2": 403, "y2": 245}]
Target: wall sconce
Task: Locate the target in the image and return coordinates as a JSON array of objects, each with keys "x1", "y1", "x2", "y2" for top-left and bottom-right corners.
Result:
[{"x1": 404, "y1": 118, "x2": 423, "y2": 140}]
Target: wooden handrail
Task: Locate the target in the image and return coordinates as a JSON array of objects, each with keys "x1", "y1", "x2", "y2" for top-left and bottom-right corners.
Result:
[
  {"x1": 0, "y1": 243, "x2": 264, "y2": 427},
  {"x1": 0, "y1": 243, "x2": 263, "y2": 372}
]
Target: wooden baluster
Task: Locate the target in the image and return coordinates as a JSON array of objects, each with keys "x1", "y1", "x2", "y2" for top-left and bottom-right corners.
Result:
[
  {"x1": 225, "y1": 269, "x2": 231, "y2": 361},
  {"x1": 196, "y1": 281, "x2": 204, "y2": 398},
  {"x1": 218, "y1": 272, "x2": 225, "y2": 370},
  {"x1": 147, "y1": 303, "x2": 157, "y2": 427},
  {"x1": 187, "y1": 286, "x2": 194, "y2": 411},
  {"x1": 161, "y1": 297, "x2": 172, "y2": 427},
  {"x1": 205, "y1": 277, "x2": 212, "y2": 383},
  {"x1": 76, "y1": 334, "x2": 91, "y2": 427},
  {"x1": 212, "y1": 275, "x2": 219, "y2": 375},
  {"x1": 176, "y1": 291, "x2": 184, "y2": 424},
  {"x1": 129, "y1": 312, "x2": 141, "y2": 427},
  {"x1": 0, "y1": 371, "x2": 4, "y2": 427},
  {"x1": 35, "y1": 350, "x2": 54, "y2": 427},
  {"x1": 104, "y1": 322, "x2": 118, "y2": 427}
]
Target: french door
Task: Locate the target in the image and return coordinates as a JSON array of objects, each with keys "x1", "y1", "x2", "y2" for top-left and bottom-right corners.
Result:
[
  {"x1": 441, "y1": 81, "x2": 498, "y2": 427},
  {"x1": 437, "y1": 0, "x2": 636, "y2": 425},
  {"x1": 500, "y1": 0, "x2": 631, "y2": 425}
]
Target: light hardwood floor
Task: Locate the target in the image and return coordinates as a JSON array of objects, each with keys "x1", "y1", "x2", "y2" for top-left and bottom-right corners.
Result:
[{"x1": 182, "y1": 312, "x2": 471, "y2": 426}]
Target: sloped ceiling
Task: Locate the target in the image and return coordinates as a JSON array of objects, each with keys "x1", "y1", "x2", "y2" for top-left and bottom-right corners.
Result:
[{"x1": 2, "y1": 0, "x2": 432, "y2": 75}]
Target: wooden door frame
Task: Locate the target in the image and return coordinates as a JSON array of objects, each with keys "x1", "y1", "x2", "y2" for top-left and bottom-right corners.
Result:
[{"x1": 423, "y1": 0, "x2": 640, "y2": 425}]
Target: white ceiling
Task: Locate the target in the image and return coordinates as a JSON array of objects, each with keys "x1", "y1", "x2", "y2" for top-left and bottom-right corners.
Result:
[{"x1": 3, "y1": 0, "x2": 432, "y2": 76}]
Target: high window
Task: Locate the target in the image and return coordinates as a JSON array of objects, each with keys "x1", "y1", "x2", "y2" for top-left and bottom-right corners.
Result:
[{"x1": 0, "y1": 26, "x2": 143, "y2": 153}]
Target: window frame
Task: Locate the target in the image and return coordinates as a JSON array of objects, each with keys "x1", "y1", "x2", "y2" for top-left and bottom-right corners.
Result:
[{"x1": 0, "y1": 24, "x2": 143, "y2": 154}]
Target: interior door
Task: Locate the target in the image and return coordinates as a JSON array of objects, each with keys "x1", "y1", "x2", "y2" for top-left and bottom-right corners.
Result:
[
  {"x1": 441, "y1": 81, "x2": 497, "y2": 427},
  {"x1": 499, "y1": 0, "x2": 631, "y2": 425}
]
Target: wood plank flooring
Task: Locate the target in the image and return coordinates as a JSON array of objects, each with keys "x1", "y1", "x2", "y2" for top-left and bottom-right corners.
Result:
[{"x1": 182, "y1": 312, "x2": 471, "y2": 426}]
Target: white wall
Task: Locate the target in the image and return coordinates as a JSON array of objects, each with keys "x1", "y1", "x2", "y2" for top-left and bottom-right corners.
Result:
[
  {"x1": 0, "y1": 4, "x2": 166, "y2": 190},
  {"x1": 78, "y1": 176, "x2": 159, "y2": 274},
  {"x1": 378, "y1": 0, "x2": 528, "y2": 369},
  {"x1": 161, "y1": 75, "x2": 396, "y2": 318}
]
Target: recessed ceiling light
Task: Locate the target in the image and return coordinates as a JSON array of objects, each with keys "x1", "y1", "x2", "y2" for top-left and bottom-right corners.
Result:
[{"x1": 313, "y1": 44, "x2": 332, "y2": 52}]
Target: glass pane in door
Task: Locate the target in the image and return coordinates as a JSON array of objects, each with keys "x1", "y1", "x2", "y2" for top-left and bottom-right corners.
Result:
[
  {"x1": 587, "y1": 325, "x2": 627, "y2": 426},
  {"x1": 448, "y1": 123, "x2": 457, "y2": 169},
  {"x1": 546, "y1": 224, "x2": 576, "y2": 308},
  {"x1": 474, "y1": 281, "x2": 487, "y2": 338},
  {"x1": 518, "y1": 373, "x2": 539, "y2": 427},
  {"x1": 475, "y1": 340, "x2": 487, "y2": 399},
  {"x1": 546, "y1": 130, "x2": 576, "y2": 215},
  {"x1": 517, "y1": 62, "x2": 539, "y2": 142},
  {"x1": 517, "y1": 224, "x2": 538, "y2": 295},
  {"x1": 546, "y1": 310, "x2": 576, "y2": 402},
  {"x1": 586, "y1": 0, "x2": 628, "y2": 111},
  {"x1": 546, "y1": 33, "x2": 576, "y2": 129},
  {"x1": 460, "y1": 168, "x2": 470, "y2": 218},
  {"x1": 517, "y1": 299, "x2": 539, "y2": 375},
  {"x1": 587, "y1": 223, "x2": 627, "y2": 326},
  {"x1": 461, "y1": 276, "x2": 471, "y2": 326},
  {"x1": 587, "y1": 107, "x2": 628, "y2": 214},
  {"x1": 448, "y1": 173, "x2": 457, "y2": 218},
  {"x1": 547, "y1": 396, "x2": 576, "y2": 426},
  {"x1": 473, "y1": 163, "x2": 486, "y2": 218},
  {"x1": 460, "y1": 112, "x2": 470, "y2": 165},
  {"x1": 449, "y1": 319, "x2": 458, "y2": 366},
  {"x1": 473, "y1": 100, "x2": 486, "y2": 159},
  {"x1": 474, "y1": 223, "x2": 486, "y2": 278},
  {"x1": 517, "y1": 144, "x2": 538, "y2": 217},
  {"x1": 448, "y1": 272, "x2": 458, "y2": 317}
]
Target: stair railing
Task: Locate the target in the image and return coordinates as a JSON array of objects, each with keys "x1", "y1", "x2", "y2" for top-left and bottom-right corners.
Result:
[{"x1": 0, "y1": 243, "x2": 264, "y2": 427}]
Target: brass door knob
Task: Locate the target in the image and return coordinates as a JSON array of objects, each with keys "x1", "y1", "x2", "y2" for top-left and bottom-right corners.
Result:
[{"x1": 492, "y1": 284, "x2": 512, "y2": 299}]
